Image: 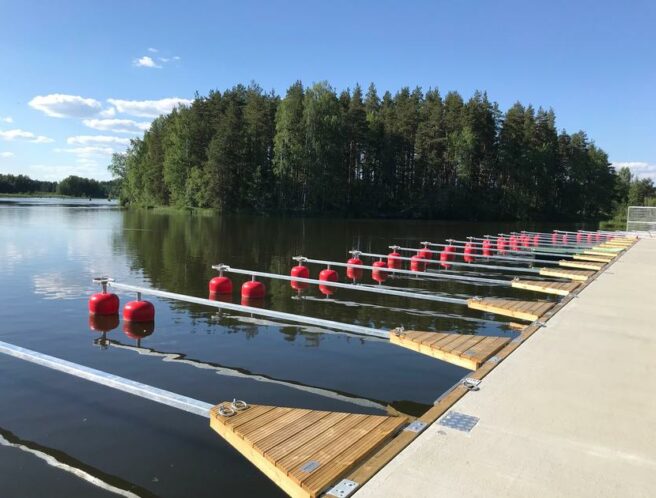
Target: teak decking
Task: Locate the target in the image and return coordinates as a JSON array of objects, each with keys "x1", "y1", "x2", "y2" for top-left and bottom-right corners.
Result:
[
  {"x1": 467, "y1": 297, "x2": 555, "y2": 321},
  {"x1": 389, "y1": 331, "x2": 510, "y2": 370},
  {"x1": 511, "y1": 279, "x2": 580, "y2": 296},
  {"x1": 209, "y1": 404, "x2": 407, "y2": 498}
]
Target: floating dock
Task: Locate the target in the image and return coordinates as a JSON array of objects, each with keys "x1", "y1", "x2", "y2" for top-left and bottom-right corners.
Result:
[
  {"x1": 354, "y1": 237, "x2": 654, "y2": 498},
  {"x1": 467, "y1": 297, "x2": 555, "y2": 321},
  {"x1": 209, "y1": 404, "x2": 407, "y2": 498},
  {"x1": 389, "y1": 331, "x2": 510, "y2": 370},
  {"x1": 511, "y1": 278, "x2": 580, "y2": 296}
]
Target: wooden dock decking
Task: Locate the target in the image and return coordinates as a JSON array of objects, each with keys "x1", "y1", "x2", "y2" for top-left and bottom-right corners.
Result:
[
  {"x1": 539, "y1": 267, "x2": 595, "y2": 281},
  {"x1": 572, "y1": 254, "x2": 614, "y2": 263},
  {"x1": 209, "y1": 403, "x2": 407, "y2": 498},
  {"x1": 558, "y1": 260, "x2": 605, "y2": 271},
  {"x1": 511, "y1": 278, "x2": 580, "y2": 296},
  {"x1": 390, "y1": 331, "x2": 510, "y2": 370},
  {"x1": 467, "y1": 297, "x2": 555, "y2": 321},
  {"x1": 583, "y1": 250, "x2": 617, "y2": 258}
]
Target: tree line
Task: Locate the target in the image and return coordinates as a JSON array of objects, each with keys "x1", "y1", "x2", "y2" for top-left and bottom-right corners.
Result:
[
  {"x1": 111, "y1": 81, "x2": 619, "y2": 220},
  {"x1": 0, "y1": 173, "x2": 117, "y2": 198}
]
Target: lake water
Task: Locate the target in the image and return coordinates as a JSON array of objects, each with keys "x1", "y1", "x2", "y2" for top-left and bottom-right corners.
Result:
[{"x1": 0, "y1": 198, "x2": 583, "y2": 497}]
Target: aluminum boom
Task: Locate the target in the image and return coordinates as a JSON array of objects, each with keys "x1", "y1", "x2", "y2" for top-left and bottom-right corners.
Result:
[
  {"x1": 295, "y1": 257, "x2": 516, "y2": 284},
  {"x1": 385, "y1": 246, "x2": 558, "y2": 265},
  {"x1": 212, "y1": 265, "x2": 468, "y2": 306},
  {"x1": 107, "y1": 280, "x2": 390, "y2": 339},
  {"x1": 0, "y1": 340, "x2": 214, "y2": 418}
]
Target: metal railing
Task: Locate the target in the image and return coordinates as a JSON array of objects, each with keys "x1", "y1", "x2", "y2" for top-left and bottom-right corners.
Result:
[{"x1": 627, "y1": 206, "x2": 656, "y2": 235}]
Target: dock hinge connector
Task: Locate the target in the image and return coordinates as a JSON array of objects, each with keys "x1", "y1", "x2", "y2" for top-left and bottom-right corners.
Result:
[
  {"x1": 403, "y1": 420, "x2": 427, "y2": 433},
  {"x1": 462, "y1": 378, "x2": 481, "y2": 391},
  {"x1": 325, "y1": 479, "x2": 359, "y2": 498}
]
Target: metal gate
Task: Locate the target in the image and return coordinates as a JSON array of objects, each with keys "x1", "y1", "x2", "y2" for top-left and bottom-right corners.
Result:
[{"x1": 627, "y1": 206, "x2": 656, "y2": 233}]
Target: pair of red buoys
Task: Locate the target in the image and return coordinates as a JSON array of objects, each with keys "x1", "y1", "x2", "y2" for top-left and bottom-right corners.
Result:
[
  {"x1": 318, "y1": 267, "x2": 338, "y2": 296},
  {"x1": 463, "y1": 241, "x2": 476, "y2": 263},
  {"x1": 209, "y1": 275, "x2": 266, "y2": 299},
  {"x1": 371, "y1": 260, "x2": 387, "y2": 283},
  {"x1": 89, "y1": 291, "x2": 155, "y2": 323},
  {"x1": 497, "y1": 236, "x2": 507, "y2": 254}
]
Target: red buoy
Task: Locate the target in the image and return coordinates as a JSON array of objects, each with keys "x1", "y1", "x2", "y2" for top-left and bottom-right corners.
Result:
[
  {"x1": 439, "y1": 250, "x2": 451, "y2": 269},
  {"x1": 241, "y1": 280, "x2": 266, "y2": 299},
  {"x1": 346, "y1": 258, "x2": 364, "y2": 281},
  {"x1": 595, "y1": 232, "x2": 602, "y2": 242},
  {"x1": 532, "y1": 234, "x2": 540, "y2": 247},
  {"x1": 509, "y1": 235, "x2": 519, "y2": 252},
  {"x1": 463, "y1": 241, "x2": 476, "y2": 263},
  {"x1": 123, "y1": 300, "x2": 155, "y2": 323},
  {"x1": 551, "y1": 232, "x2": 558, "y2": 245},
  {"x1": 410, "y1": 255, "x2": 426, "y2": 272},
  {"x1": 318, "y1": 268, "x2": 338, "y2": 296},
  {"x1": 497, "y1": 236, "x2": 507, "y2": 254},
  {"x1": 444, "y1": 242, "x2": 456, "y2": 261},
  {"x1": 241, "y1": 296, "x2": 265, "y2": 308},
  {"x1": 209, "y1": 292, "x2": 232, "y2": 303},
  {"x1": 371, "y1": 261, "x2": 388, "y2": 283},
  {"x1": 88, "y1": 292, "x2": 119, "y2": 316},
  {"x1": 482, "y1": 238, "x2": 493, "y2": 257},
  {"x1": 576, "y1": 232, "x2": 584, "y2": 244},
  {"x1": 387, "y1": 251, "x2": 402, "y2": 269},
  {"x1": 290, "y1": 265, "x2": 310, "y2": 291},
  {"x1": 123, "y1": 321, "x2": 155, "y2": 340},
  {"x1": 209, "y1": 276, "x2": 232, "y2": 295},
  {"x1": 88, "y1": 314, "x2": 119, "y2": 333},
  {"x1": 562, "y1": 234, "x2": 569, "y2": 245},
  {"x1": 587, "y1": 233, "x2": 594, "y2": 244},
  {"x1": 520, "y1": 234, "x2": 530, "y2": 248},
  {"x1": 417, "y1": 248, "x2": 432, "y2": 261}
]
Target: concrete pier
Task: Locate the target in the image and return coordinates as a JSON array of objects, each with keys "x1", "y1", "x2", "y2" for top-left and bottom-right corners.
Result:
[{"x1": 355, "y1": 238, "x2": 656, "y2": 498}]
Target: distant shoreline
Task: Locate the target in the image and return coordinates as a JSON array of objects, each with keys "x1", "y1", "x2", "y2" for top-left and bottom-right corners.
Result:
[{"x1": 0, "y1": 192, "x2": 109, "y2": 200}]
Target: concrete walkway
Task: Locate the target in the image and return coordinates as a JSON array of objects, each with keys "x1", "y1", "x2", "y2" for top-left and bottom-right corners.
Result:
[{"x1": 356, "y1": 238, "x2": 656, "y2": 498}]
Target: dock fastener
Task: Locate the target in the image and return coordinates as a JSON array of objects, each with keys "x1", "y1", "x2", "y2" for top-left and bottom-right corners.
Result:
[
  {"x1": 462, "y1": 378, "x2": 481, "y2": 391},
  {"x1": 391, "y1": 326, "x2": 405, "y2": 336},
  {"x1": 403, "y1": 420, "x2": 428, "y2": 433},
  {"x1": 326, "y1": 479, "x2": 359, "y2": 498}
]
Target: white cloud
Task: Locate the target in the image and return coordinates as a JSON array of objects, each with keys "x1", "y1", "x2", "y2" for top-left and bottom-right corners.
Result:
[
  {"x1": 148, "y1": 47, "x2": 158, "y2": 53},
  {"x1": 173, "y1": 56, "x2": 181, "y2": 61},
  {"x1": 134, "y1": 56, "x2": 161, "y2": 68},
  {"x1": 107, "y1": 97, "x2": 191, "y2": 118},
  {"x1": 22, "y1": 164, "x2": 110, "y2": 181},
  {"x1": 0, "y1": 128, "x2": 54, "y2": 143},
  {"x1": 0, "y1": 151, "x2": 14, "y2": 158},
  {"x1": 29, "y1": 94, "x2": 102, "y2": 118},
  {"x1": 67, "y1": 135, "x2": 131, "y2": 146},
  {"x1": 1, "y1": 116, "x2": 12, "y2": 123},
  {"x1": 99, "y1": 107, "x2": 116, "y2": 118},
  {"x1": 613, "y1": 162, "x2": 656, "y2": 181},
  {"x1": 159, "y1": 57, "x2": 170, "y2": 63},
  {"x1": 82, "y1": 118, "x2": 151, "y2": 134}
]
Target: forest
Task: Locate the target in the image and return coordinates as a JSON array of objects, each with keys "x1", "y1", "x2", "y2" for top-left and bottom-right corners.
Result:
[
  {"x1": 0, "y1": 173, "x2": 117, "y2": 198},
  {"x1": 112, "y1": 81, "x2": 622, "y2": 220}
]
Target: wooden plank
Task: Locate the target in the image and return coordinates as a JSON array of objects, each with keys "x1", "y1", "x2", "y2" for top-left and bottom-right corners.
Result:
[
  {"x1": 467, "y1": 297, "x2": 555, "y2": 321},
  {"x1": 209, "y1": 404, "x2": 406, "y2": 498},
  {"x1": 539, "y1": 267, "x2": 594, "y2": 281},
  {"x1": 558, "y1": 260, "x2": 605, "y2": 271},
  {"x1": 390, "y1": 331, "x2": 510, "y2": 370},
  {"x1": 583, "y1": 251, "x2": 617, "y2": 258},
  {"x1": 572, "y1": 254, "x2": 613, "y2": 263}
]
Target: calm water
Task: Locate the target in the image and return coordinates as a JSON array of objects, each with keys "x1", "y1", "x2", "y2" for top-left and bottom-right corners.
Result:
[{"x1": 0, "y1": 198, "x2": 582, "y2": 497}]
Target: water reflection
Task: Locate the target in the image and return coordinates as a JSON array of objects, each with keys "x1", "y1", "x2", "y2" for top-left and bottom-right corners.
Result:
[{"x1": 0, "y1": 426, "x2": 153, "y2": 498}]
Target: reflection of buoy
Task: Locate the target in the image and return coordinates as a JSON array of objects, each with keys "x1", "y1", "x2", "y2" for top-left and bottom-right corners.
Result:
[
  {"x1": 318, "y1": 268, "x2": 338, "y2": 296},
  {"x1": 241, "y1": 280, "x2": 266, "y2": 299},
  {"x1": 241, "y1": 296, "x2": 265, "y2": 308},
  {"x1": 123, "y1": 300, "x2": 155, "y2": 322},
  {"x1": 371, "y1": 261, "x2": 388, "y2": 283},
  {"x1": 290, "y1": 265, "x2": 310, "y2": 291},
  {"x1": 123, "y1": 321, "x2": 154, "y2": 339},
  {"x1": 209, "y1": 292, "x2": 233, "y2": 303},
  {"x1": 439, "y1": 250, "x2": 450, "y2": 269},
  {"x1": 88, "y1": 314, "x2": 119, "y2": 333},
  {"x1": 209, "y1": 276, "x2": 232, "y2": 295},
  {"x1": 88, "y1": 292, "x2": 119, "y2": 315}
]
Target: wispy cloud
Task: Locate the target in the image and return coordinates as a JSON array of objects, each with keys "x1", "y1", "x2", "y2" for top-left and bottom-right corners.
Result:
[
  {"x1": 107, "y1": 97, "x2": 192, "y2": 118},
  {"x1": 82, "y1": 118, "x2": 151, "y2": 134},
  {"x1": 133, "y1": 56, "x2": 161, "y2": 69},
  {"x1": 0, "y1": 129, "x2": 54, "y2": 143},
  {"x1": 147, "y1": 47, "x2": 158, "y2": 53},
  {"x1": 612, "y1": 161, "x2": 656, "y2": 181},
  {"x1": 67, "y1": 135, "x2": 131, "y2": 146},
  {"x1": 0, "y1": 151, "x2": 15, "y2": 158},
  {"x1": 29, "y1": 94, "x2": 102, "y2": 118},
  {"x1": 55, "y1": 146, "x2": 116, "y2": 156},
  {"x1": 1, "y1": 116, "x2": 12, "y2": 123}
]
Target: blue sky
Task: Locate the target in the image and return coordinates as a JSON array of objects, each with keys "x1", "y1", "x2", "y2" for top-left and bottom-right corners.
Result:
[{"x1": 0, "y1": 0, "x2": 654, "y2": 181}]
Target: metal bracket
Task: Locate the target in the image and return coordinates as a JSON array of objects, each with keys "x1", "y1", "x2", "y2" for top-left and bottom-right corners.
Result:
[
  {"x1": 486, "y1": 355, "x2": 501, "y2": 364},
  {"x1": 212, "y1": 263, "x2": 230, "y2": 272},
  {"x1": 403, "y1": 420, "x2": 427, "y2": 433},
  {"x1": 511, "y1": 336, "x2": 522, "y2": 344},
  {"x1": 292, "y1": 255, "x2": 308, "y2": 263},
  {"x1": 388, "y1": 244, "x2": 400, "y2": 251},
  {"x1": 325, "y1": 479, "x2": 359, "y2": 498},
  {"x1": 391, "y1": 326, "x2": 405, "y2": 336},
  {"x1": 299, "y1": 460, "x2": 320, "y2": 473},
  {"x1": 535, "y1": 320, "x2": 546, "y2": 328},
  {"x1": 462, "y1": 378, "x2": 481, "y2": 391},
  {"x1": 348, "y1": 249, "x2": 362, "y2": 257}
]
